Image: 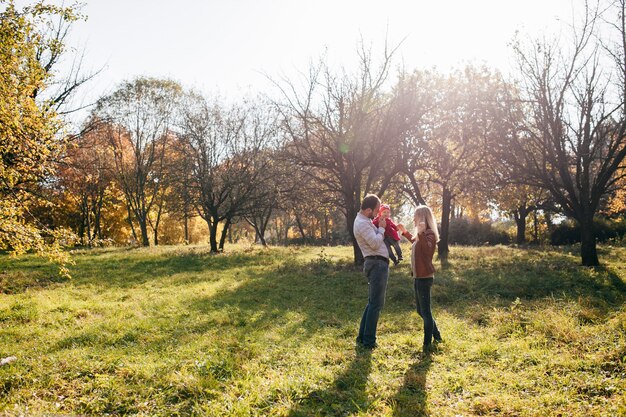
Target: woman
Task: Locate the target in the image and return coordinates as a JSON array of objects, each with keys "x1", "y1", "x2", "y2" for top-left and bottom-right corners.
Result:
[{"x1": 402, "y1": 205, "x2": 443, "y2": 353}]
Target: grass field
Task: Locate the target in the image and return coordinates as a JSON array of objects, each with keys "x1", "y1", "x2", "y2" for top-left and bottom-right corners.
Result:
[{"x1": 1, "y1": 243, "x2": 625, "y2": 416}]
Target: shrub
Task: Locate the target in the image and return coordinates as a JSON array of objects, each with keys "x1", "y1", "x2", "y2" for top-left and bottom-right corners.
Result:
[{"x1": 550, "y1": 217, "x2": 626, "y2": 245}]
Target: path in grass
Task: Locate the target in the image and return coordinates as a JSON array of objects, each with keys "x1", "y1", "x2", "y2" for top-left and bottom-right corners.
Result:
[{"x1": 1, "y1": 244, "x2": 625, "y2": 416}]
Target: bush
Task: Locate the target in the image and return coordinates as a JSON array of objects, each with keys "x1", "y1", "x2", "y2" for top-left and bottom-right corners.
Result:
[
  {"x1": 550, "y1": 217, "x2": 626, "y2": 245},
  {"x1": 448, "y1": 217, "x2": 511, "y2": 245}
]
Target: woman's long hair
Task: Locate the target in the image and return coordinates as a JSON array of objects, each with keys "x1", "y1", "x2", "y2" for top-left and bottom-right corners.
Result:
[{"x1": 413, "y1": 205, "x2": 440, "y2": 243}]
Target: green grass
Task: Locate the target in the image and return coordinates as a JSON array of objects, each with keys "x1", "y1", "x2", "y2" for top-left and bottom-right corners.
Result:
[{"x1": 0, "y1": 243, "x2": 625, "y2": 416}]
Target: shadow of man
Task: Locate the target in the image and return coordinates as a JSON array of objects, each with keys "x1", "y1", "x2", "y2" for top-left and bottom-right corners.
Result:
[
  {"x1": 287, "y1": 348, "x2": 373, "y2": 417},
  {"x1": 392, "y1": 353, "x2": 433, "y2": 417}
]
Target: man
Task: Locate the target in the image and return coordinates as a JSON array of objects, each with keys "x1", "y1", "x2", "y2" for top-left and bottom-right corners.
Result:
[{"x1": 353, "y1": 194, "x2": 389, "y2": 349}]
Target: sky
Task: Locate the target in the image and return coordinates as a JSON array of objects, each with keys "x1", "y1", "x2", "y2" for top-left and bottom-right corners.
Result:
[{"x1": 15, "y1": 0, "x2": 579, "y2": 125}]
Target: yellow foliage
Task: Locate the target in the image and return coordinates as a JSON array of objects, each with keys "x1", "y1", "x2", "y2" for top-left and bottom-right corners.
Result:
[
  {"x1": 0, "y1": 1, "x2": 80, "y2": 276},
  {"x1": 605, "y1": 169, "x2": 626, "y2": 215}
]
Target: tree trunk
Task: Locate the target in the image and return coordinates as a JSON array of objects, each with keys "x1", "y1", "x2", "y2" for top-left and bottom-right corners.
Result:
[
  {"x1": 94, "y1": 190, "x2": 104, "y2": 240},
  {"x1": 295, "y1": 213, "x2": 307, "y2": 240},
  {"x1": 514, "y1": 210, "x2": 527, "y2": 245},
  {"x1": 126, "y1": 205, "x2": 138, "y2": 244},
  {"x1": 438, "y1": 187, "x2": 452, "y2": 260},
  {"x1": 139, "y1": 217, "x2": 150, "y2": 247},
  {"x1": 347, "y1": 206, "x2": 364, "y2": 265},
  {"x1": 324, "y1": 212, "x2": 330, "y2": 241},
  {"x1": 246, "y1": 216, "x2": 267, "y2": 247},
  {"x1": 82, "y1": 196, "x2": 92, "y2": 245},
  {"x1": 219, "y1": 218, "x2": 231, "y2": 252},
  {"x1": 183, "y1": 212, "x2": 189, "y2": 244},
  {"x1": 257, "y1": 230, "x2": 267, "y2": 247},
  {"x1": 78, "y1": 199, "x2": 86, "y2": 244},
  {"x1": 532, "y1": 211, "x2": 539, "y2": 242},
  {"x1": 151, "y1": 204, "x2": 163, "y2": 246},
  {"x1": 208, "y1": 217, "x2": 219, "y2": 253},
  {"x1": 352, "y1": 238, "x2": 363, "y2": 266},
  {"x1": 545, "y1": 211, "x2": 554, "y2": 234},
  {"x1": 580, "y1": 216, "x2": 599, "y2": 266},
  {"x1": 284, "y1": 217, "x2": 289, "y2": 242},
  {"x1": 259, "y1": 208, "x2": 273, "y2": 246}
]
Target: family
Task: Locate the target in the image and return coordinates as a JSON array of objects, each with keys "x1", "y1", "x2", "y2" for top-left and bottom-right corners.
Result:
[{"x1": 354, "y1": 194, "x2": 442, "y2": 353}]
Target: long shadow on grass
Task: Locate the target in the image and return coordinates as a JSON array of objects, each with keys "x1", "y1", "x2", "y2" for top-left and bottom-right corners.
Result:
[
  {"x1": 41, "y1": 248, "x2": 626, "y2": 415},
  {"x1": 286, "y1": 349, "x2": 373, "y2": 417},
  {"x1": 56, "y1": 246, "x2": 626, "y2": 349},
  {"x1": 49, "y1": 256, "x2": 376, "y2": 414},
  {"x1": 392, "y1": 354, "x2": 432, "y2": 417},
  {"x1": 50, "y1": 257, "x2": 370, "y2": 357},
  {"x1": 49, "y1": 247, "x2": 626, "y2": 357},
  {"x1": 182, "y1": 259, "x2": 367, "y2": 346},
  {"x1": 433, "y1": 250, "x2": 626, "y2": 312}
]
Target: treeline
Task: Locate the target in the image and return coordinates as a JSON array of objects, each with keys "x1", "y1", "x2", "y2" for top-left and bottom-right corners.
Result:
[
  {"x1": 53, "y1": 83, "x2": 348, "y2": 253},
  {"x1": 2, "y1": 0, "x2": 626, "y2": 268}
]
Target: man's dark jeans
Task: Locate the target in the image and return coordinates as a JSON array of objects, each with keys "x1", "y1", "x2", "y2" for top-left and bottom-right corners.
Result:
[
  {"x1": 358, "y1": 258, "x2": 389, "y2": 347},
  {"x1": 384, "y1": 236, "x2": 403, "y2": 263},
  {"x1": 414, "y1": 277, "x2": 441, "y2": 347}
]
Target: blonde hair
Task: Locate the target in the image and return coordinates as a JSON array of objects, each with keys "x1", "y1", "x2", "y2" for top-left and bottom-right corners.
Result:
[{"x1": 413, "y1": 205, "x2": 440, "y2": 242}]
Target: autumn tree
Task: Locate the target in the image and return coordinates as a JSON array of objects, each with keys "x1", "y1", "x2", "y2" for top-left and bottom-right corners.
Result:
[
  {"x1": 56, "y1": 117, "x2": 120, "y2": 245},
  {"x1": 604, "y1": 165, "x2": 626, "y2": 217},
  {"x1": 96, "y1": 77, "x2": 182, "y2": 246},
  {"x1": 0, "y1": 1, "x2": 87, "y2": 274}
]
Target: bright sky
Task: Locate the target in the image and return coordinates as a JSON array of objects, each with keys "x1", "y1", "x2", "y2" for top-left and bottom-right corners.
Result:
[{"x1": 16, "y1": 0, "x2": 578, "y2": 124}]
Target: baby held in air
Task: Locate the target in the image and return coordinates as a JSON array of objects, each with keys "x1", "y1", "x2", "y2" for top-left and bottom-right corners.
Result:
[{"x1": 372, "y1": 204, "x2": 409, "y2": 266}]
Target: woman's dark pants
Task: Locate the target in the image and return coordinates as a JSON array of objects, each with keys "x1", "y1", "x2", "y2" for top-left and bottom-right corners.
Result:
[{"x1": 414, "y1": 277, "x2": 441, "y2": 347}]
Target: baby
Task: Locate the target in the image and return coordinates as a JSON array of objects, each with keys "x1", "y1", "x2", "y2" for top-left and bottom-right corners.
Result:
[{"x1": 373, "y1": 204, "x2": 404, "y2": 265}]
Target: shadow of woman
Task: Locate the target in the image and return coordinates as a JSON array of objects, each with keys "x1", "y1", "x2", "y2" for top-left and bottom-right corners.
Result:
[
  {"x1": 392, "y1": 353, "x2": 433, "y2": 417},
  {"x1": 287, "y1": 348, "x2": 373, "y2": 417}
]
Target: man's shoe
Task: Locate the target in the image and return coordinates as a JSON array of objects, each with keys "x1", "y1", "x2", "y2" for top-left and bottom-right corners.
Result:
[{"x1": 356, "y1": 336, "x2": 377, "y2": 349}]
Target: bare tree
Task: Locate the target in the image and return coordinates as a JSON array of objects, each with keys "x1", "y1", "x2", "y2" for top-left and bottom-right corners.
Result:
[
  {"x1": 505, "y1": 0, "x2": 626, "y2": 265},
  {"x1": 165, "y1": 135, "x2": 197, "y2": 244},
  {"x1": 272, "y1": 43, "x2": 412, "y2": 264},
  {"x1": 401, "y1": 66, "x2": 506, "y2": 259},
  {"x1": 242, "y1": 149, "x2": 285, "y2": 246},
  {"x1": 31, "y1": 4, "x2": 101, "y2": 116},
  {"x1": 393, "y1": 70, "x2": 440, "y2": 207},
  {"x1": 179, "y1": 93, "x2": 277, "y2": 252}
]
